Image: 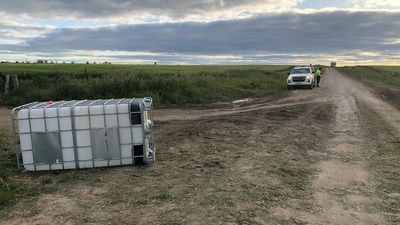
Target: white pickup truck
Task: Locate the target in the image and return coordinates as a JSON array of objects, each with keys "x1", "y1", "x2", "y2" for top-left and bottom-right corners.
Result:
[{"x1": 287, "y1": 66, "x2": 315, "y2": 89}]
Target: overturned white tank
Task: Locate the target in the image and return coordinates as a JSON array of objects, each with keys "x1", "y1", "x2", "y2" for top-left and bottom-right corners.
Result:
[{"x1": 11, "y1": 98, "x2": 155, "y2": 171}]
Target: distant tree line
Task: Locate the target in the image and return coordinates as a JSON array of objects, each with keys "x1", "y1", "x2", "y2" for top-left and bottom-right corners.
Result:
[{"x1": 0, "y1": 60, "x2": 113, "y2": 64}]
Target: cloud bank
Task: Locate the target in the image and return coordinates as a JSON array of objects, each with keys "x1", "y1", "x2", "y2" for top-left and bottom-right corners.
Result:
[
  {"x1": 0, "y1": 1, "x2": 399, "y2": 64},
  {"x1": 0, "y1": 0, "x2": 300, "y2": 20},
  {"x1": 14, "y1": 11, "x2": 398, "y2": 54}
]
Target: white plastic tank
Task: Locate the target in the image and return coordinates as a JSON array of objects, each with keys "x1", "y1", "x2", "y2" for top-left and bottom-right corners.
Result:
[{"x1": 11, "y1": 98, "x2": 155, "y2": 171}]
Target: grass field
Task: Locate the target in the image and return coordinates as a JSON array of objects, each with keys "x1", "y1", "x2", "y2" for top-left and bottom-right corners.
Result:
[
  {"x1": 0, "y1": 64, "x2": 290, "y2": 107},
  {"x1": 0, "y1": 64, "x2": 287, "y2": 76},
  {"x1": 374, "y1": 66, "x2": 400, "y2": 74}
]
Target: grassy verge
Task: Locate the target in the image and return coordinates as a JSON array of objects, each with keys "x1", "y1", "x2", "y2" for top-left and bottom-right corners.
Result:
[
  {"x1": 338, "y1": 66, "x2": 400, "y2": 108},
  {"x1": 0, "y1": 129, "x2": 41, "y2": 211},
  {"x1": 358, "y1": 102, "x2": 400, "y2": 223},
  {"x1": 371, "y1": 134, "x2": 400, "y2": 224},
  {"x1": 0, "y1": 129, "x2": 24, "y2": 209},
  {"x1": 0, "y1": 129, "x2": 13, "y2": 207},
  {"x1": 0, "y1": 65, "x2": 290, "y2": 107},
  {"x1": 337, "y1": 66, "x2": 400, "y2": 87}
]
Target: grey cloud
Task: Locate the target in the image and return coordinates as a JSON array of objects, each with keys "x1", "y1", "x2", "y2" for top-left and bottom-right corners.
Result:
[
  {"x1": 0, "y1": 21, "x2": 53, "y2": 40},
  {"x1": 0, "y1": 23, "x2": 50, "y2": 32},
  {"x1": 18, "y1": 11, "x2": 400, "y2": 57},
  {"x1": 0, "y1": 0, "x2": 297, "y2": 19}
]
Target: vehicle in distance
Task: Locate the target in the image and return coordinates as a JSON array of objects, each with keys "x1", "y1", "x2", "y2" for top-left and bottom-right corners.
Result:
[
  {"x1": 331, "y1": 61, "x2": 337, "y2": 67},
  {"x1": 287, "y1": 66, "x2": 315, "y2": 90}
]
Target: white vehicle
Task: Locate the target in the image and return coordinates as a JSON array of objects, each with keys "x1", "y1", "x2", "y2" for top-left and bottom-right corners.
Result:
[{"x1": 287, "y1": 66, "x2": 315, "y2": 89}]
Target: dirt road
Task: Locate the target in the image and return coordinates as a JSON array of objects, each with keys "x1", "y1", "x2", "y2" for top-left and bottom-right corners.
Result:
[
  {"x1": 299, "y1": 68, "x2": 397, "y2": 224},
  {"x1": 1, "y1": 68, "x2": 399, "y2": 224}
]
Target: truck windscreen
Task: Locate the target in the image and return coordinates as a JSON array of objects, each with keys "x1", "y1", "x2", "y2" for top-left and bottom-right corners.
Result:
[{"x1": 292, "y1": 68, "x2": 311, "y2": 74}]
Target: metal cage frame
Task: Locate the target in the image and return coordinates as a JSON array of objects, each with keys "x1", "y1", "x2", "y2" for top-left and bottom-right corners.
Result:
[{"x1": 11, "y1": 98, "x2": 155, "y2": 171}]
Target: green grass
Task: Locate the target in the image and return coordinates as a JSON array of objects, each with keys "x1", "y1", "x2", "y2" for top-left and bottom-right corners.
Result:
[
  {"x1": 0, "y1": 129, "x2": 15, "y2": 207},
  {"x1": 0, "y1": 64, "x2": 288, "y2": 76},
  {"x1": 338, "y1": 66, "x2": 400, "y2": 88},
  {"x1": 0, "y1": 129, "x2": 13, "y2": 177},
  {"x1": 0, "y1": 64, "x2": 290, "y2": 107},
  {"x1": 0, "y1": 130, "x2": 39, "y2": 210}
]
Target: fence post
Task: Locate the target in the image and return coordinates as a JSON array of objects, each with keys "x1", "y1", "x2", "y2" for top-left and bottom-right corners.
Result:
[
  {"x1": 12, "y1": 75, "x2": 19, "y2": 89},
  {"x1": 4, "y1": 74, "x2": 10, "y2": 94},
  {"x1": 0, "y1": 74, "x2": 3, "y2": 92}
]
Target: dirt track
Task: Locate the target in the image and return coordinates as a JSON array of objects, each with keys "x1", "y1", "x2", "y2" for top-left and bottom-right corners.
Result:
[
  {"x1": 154, "y1": 68, "x2": 400, "y2": 224},
  {"x1": 1, "y1": 68, "x2": 399, "y2": 224}
]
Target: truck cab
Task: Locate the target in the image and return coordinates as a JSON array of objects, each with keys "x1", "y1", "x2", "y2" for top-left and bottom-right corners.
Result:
[{"x1": 287, "y1": 66, "x2": 315, "y2": 89}]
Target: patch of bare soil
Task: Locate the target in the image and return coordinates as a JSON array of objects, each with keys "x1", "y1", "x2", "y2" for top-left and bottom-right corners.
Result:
[
  {"x1": 154, "y1": 90, "x2": 322, "y2": 122},
  {"x1": 0, "y1": 106, "x2": 11, "y2": 129}
]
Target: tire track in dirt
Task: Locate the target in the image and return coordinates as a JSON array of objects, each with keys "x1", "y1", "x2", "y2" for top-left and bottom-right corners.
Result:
[
  {"x1": 154, "y1": 93, "x2": 324, "y2": 122},
  {"x1": 332, "y1": 69, "x2": 400, "y2": 134}
]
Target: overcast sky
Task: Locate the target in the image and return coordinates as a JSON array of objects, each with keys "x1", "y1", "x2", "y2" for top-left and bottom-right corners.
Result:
[{"x1": 0, "y1": 0, "x2": 400, "y2": 65}]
